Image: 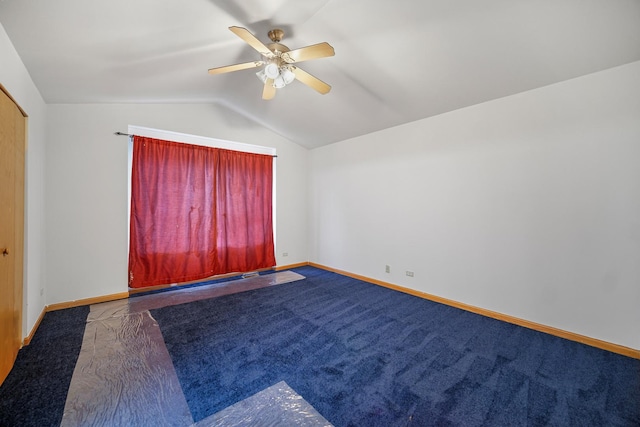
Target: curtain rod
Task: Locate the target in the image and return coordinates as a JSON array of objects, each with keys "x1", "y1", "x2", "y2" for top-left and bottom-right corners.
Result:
[{"x1": 114, "y1": 132, "x2": 277, "y2": 157}]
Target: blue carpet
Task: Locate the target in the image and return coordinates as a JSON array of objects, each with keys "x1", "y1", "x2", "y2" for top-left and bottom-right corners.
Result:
[
  {"x1": 152, "y1": 266, "x2": 640, "y2": 426},
  {"x1": 0, "y1": 306, "x2": 89, "y2": 427}
]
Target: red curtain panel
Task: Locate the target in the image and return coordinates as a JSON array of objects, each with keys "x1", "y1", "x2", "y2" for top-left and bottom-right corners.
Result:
[
  {"x1": 215, "y1": 148, "x2": 276, "y2": 274},
  {"x1": 128, "y1": 136, "x2": 275, "y2": 288}
]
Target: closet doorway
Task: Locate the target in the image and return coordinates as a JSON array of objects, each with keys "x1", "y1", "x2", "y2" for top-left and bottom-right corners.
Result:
[{"x1": 0, "y1": 84, "x2": 26, "y2": 385}]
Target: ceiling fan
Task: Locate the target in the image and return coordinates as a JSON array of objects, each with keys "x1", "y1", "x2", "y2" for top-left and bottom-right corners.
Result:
[{"x1": 208, "y1": 26, "x2": 335, "y2": 100}]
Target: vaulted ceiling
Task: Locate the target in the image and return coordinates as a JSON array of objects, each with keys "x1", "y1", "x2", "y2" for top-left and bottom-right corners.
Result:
[{"x1": 1, "y1": 0, "x2": 639, "y2": 148}]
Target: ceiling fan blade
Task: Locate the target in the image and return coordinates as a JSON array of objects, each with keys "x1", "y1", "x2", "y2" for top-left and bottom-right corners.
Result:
[
  {"x1": 292, "y1": 67, "x2": 331, "y2": 94},
  {"x1": 281, "y1": 42, "x2": 335, "y2": 64},
  {"x1": 208, "y1": 61, "x2": 264, "y2": 75},
  {"x1": 262, "y1": 79, "x2": 276, "y2": 100},
  {"x1": 229, "y1": 26, "x2": 274, "y2": 58}
]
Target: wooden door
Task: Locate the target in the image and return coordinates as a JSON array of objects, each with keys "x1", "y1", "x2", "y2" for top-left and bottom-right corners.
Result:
[{"x1": 0, "y1": 85, "x2": 26, "y2": 386}]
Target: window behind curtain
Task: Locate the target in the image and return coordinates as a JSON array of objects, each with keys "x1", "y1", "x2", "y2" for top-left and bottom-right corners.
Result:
[{"x1": 128, "y1": 135, "x2": 275, "y2": 288}]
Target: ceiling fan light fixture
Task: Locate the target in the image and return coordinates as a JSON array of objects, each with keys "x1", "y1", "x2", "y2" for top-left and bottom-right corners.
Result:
[
  {"x1": 281, "y1": 67, "x2": 295, "y2": 85},
  {"x1": 255, "y1": 69, "x2": 268, "y2": 83},
  {"x1": 273, "y1": 75, "x2": 286, "y2": 89},
  {"x1": 264, "y1": 63, "x2": 280, "y2": 79}
]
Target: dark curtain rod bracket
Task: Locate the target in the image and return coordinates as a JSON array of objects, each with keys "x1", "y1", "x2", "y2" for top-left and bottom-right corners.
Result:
[{"x1": 115, "y1": 132, "x2": 277, "y2": 157}]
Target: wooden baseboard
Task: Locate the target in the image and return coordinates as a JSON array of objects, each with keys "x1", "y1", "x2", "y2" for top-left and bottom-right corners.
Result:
[
  {"x1": 46, "y1": 292, "x2": 130, "y2": 312},
  {"x1": 22, "y1": 307, "x2": 46, "y2": 346},
  {"x1": 275, "y1": 262, "x2": 309, "y2": 271},
  {"x1": 309, "y1": 262, "x2": 640, "y2": 360}
]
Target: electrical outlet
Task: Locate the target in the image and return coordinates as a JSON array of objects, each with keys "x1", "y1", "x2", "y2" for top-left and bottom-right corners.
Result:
[
  {"x1": 385, "y1": 265, "x2": 390, "y2": 273},
  {"x1": 406, "y1": 271, "x2": 414, "y2": 277}
]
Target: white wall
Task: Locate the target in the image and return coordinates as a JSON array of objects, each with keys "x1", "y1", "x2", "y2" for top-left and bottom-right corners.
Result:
[
  {"x1": 309, "y1": 61, "x2": 640, "y2": 350},
  {"x1": 46, "y1": 103, "x2": 308, "y2": 304},
  {"x1": 0, "y1": 23, "x2": 48, "y2": 338}
]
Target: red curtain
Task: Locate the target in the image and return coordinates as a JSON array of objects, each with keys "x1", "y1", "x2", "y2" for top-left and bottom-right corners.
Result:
[{"x1": 128, "y1": 136, "x2": 275, "y2": 288}]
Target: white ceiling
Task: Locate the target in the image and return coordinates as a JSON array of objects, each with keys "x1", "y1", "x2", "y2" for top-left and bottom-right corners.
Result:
[{"x1": 1, "y1": 0, "x2": 639, "y2": 149}]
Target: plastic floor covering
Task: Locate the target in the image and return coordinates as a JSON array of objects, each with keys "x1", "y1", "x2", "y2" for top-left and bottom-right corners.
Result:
[{"x1": 60, "y1": 271, "x2": 333, "y2": 426}]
